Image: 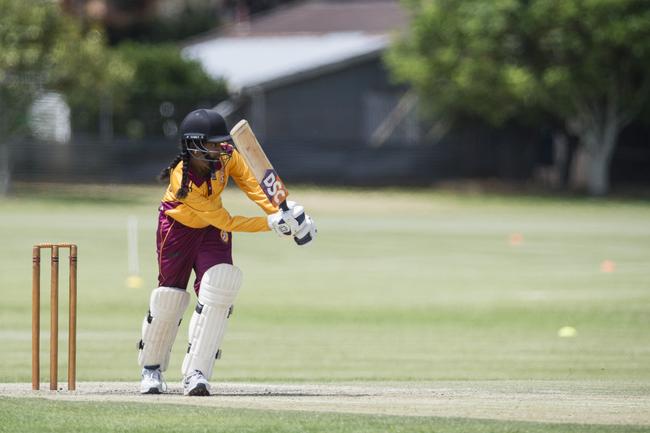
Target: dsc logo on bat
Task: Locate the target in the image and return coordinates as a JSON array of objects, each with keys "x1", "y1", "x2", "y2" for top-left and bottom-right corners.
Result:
[{"x1": 262, "y1": 169, "x2": 287, "y2": 206}]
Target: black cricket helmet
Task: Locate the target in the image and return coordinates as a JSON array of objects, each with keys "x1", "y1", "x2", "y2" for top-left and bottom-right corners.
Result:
[{"x1": 179, "y1": 109, "x2": 233, "y2": 161}]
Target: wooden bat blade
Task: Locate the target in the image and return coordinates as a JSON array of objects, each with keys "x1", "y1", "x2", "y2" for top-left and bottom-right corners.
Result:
[{"x1": 230, "y1": 119, "x2": 289, "y2": 207}]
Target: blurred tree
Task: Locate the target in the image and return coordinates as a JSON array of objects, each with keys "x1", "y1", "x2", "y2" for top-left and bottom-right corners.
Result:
[
  {"x1": 0, "y1": 1, "x2": 132, "y2": 131},
  {"x1": 60, "y1": 0, "x2": 220, "y2": 44},
  {"x1": 63, "y1": 0, "x2": 299, "y2": 44},
  {"x1": 387, "y1": 0, "x2": 650, "y2": 195},
  {"x1": 225, "y1": 0, "x2": 298, "y2": 15},
  {"x1": 104, "y1": 2, "x2": 222, "y2": 44},
  {"x1": 112, "y1": 43, "x2": 228, "y2": 138},
  {"x1": 0, "y1": 0, "x2": 132, "y2": 193}
]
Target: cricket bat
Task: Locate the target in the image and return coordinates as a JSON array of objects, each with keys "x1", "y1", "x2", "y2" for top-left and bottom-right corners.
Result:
[{"x1": 230, "y1": 120, "x2": 290, "y2": 211}]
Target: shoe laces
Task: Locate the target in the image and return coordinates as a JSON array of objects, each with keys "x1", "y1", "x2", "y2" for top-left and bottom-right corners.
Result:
[
  {"x1": 184, "y1": 370, "x2": 204, "y2": 384},
  {"x1": 143, "y1": 368, "x2": 161, "y2": 381},
  {"x1": 143, "y1": 368, "x2": 167, "y2": 392}
]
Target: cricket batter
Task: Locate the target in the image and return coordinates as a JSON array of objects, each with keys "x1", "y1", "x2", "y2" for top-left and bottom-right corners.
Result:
[{"x1": 137, "y1": 109, "x2": 316, "y2": 396}]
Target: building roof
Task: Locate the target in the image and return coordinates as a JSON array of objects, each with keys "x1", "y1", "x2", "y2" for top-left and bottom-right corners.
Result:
[
  {"x1": 223, "y1": 0, "x2": 408, "y2": 36},
  {"x1": 183, "y1": 32, "x2": 389, "y2": 92},
  {"x1": 182, "y1": 0, "x2": 407, "y2": 92}
]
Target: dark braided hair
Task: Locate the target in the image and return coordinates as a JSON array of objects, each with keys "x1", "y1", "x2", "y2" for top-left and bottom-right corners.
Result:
[
  {"x1": 158, "y1": 146, "x2": 191, "y2": 199},
  {"x1": 176, "y1": 151, "x2": 191, "y2": 199}
]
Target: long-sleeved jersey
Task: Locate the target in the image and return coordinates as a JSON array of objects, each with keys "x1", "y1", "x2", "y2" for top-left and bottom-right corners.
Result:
[{"x1": 161, "y1": 150, "x2": 277, "y2": 232}]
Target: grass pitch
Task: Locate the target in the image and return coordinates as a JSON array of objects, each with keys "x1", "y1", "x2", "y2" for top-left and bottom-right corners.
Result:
[
  {"x1": 3, "y1": 396, "x2": 650, "y2": 433},
  {"x1": 0, "y1": 183, "x2": 649, "y2": 431}
]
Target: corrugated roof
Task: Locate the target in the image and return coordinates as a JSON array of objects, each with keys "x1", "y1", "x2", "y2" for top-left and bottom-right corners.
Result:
[
  {"x1": 183, "y1": 32, "x2": 388, "y2": 92},
  {"x1": 182, "y1": 0, "x2": 407, "y2": 92}
]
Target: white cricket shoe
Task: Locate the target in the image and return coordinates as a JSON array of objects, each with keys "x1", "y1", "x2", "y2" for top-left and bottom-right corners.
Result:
[
  {"x1": 140, "y1": 367, "x2": 167, "y2": 394},
  {"x1": 183, "y1": 370, "x2": 211, "y2": 396}
]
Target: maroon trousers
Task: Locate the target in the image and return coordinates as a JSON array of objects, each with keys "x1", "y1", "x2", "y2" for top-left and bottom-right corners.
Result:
[{"x1": 157, "y1": 210, "x2": 232, "y2": 295}]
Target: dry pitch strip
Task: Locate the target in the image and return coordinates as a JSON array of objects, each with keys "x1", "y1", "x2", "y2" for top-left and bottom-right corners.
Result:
[{"x1": 1, "y1": 381, "x2": 649, "y2": 426}]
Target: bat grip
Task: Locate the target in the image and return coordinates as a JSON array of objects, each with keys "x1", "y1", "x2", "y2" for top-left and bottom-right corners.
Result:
[{"x1": 279, "y1": 200, "x2": 305, "y2": 226}]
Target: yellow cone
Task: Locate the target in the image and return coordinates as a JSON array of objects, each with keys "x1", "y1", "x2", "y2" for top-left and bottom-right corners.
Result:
[
  {"x1": 558, "y1": 326, "x2": 577, "y2": 338},
  {"x1": 126, "y1": 275, "x2": 144, "y2": 289}
]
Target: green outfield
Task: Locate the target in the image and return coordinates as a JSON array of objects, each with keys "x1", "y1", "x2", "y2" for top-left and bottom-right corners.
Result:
[{"x1": 0, "y1": 183, "x2": 649, "y2": 432}]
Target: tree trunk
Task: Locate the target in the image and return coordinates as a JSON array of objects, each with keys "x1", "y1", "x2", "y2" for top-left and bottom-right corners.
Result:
[
  {"x1": 0, "y1": 141, "x2": 10, "y2": 196},
  {"x1": 559, "y1": 134, "x2": 578, "y2": 188},
  {"x1": 568, "y1": 102, "x2": 621, "y2": 196},
  {"x1": 584, "y1": 144, "x2": 613, "y2": 196}
]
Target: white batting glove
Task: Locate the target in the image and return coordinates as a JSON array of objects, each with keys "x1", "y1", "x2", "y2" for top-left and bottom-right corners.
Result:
[
  {"x1": 267, "y1": 210, "x2": 294, "y2": 236},
  {"x1": 293, "y1": 214, "x2": 317, "y2": 246},
  {"x1": 281, "y1": 200, "x2": 306, "y2": 231},
  {"x1": 267, "y1": 201, "x2": 311, "y2": 238}
]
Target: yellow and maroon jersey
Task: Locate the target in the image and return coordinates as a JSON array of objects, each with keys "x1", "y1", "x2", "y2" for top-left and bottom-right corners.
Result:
[{"x1": 161, "y1": 150, "x2": 277, "y2": 232}]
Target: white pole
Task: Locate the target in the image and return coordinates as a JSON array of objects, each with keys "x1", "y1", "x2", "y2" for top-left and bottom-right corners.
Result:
[{"x1": 126, "y1": 215, "x2": 143, "y2": 288}]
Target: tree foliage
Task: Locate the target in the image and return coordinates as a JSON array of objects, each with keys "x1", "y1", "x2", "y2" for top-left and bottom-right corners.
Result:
[
  {"x1": 0, "y1": 1, "x2": 227, "y2": 138},
  {"x1": 98, "y1": 0, "x2": 299, "y2": 44},
  {"x1": 387, "y1": 0, "x2": 650, "y2": 194},
  {"x1": 105, "y1": 2, "x2": 221, "y2": 44},
  {"x1": 0, "y1": 0, "x2": 132, "y2": 136},
  {"x1": 112, "y1": 43, "x2": 228, "y2": 138}
]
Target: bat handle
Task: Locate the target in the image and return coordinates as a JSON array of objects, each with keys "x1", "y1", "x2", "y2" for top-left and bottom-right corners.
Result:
[{"x1": 280, "y1": 200, "x2": 306, "y2": 226}]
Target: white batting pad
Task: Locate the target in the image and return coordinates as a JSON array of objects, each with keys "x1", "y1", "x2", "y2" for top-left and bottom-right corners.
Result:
[
  {"x1": 138, "y1": 286, "x2": 190, "y2": 371},
  {"x1": 181, "y1": 264, "x2": 242, "y2": 379}
]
